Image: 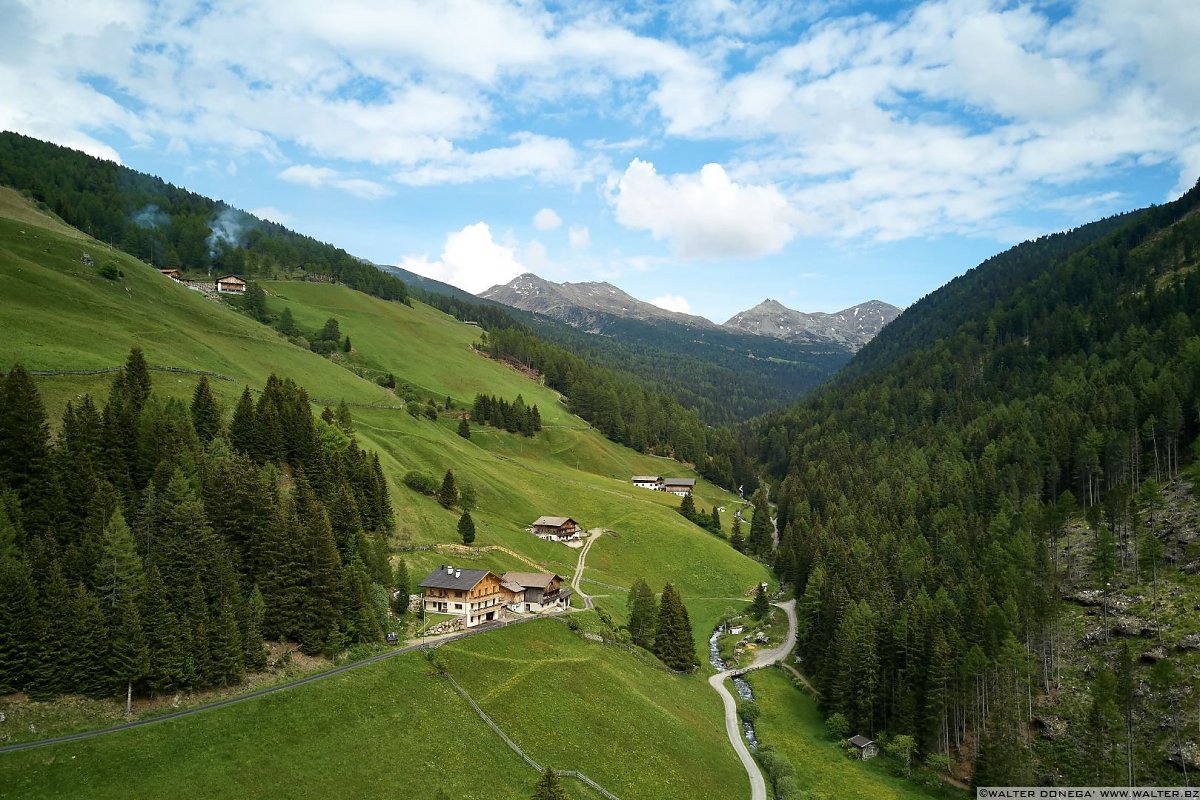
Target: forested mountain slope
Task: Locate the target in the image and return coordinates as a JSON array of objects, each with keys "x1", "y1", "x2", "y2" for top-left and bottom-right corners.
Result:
[{"x1": 757, "y1": 180, "x2": 1200, "y2": 784}]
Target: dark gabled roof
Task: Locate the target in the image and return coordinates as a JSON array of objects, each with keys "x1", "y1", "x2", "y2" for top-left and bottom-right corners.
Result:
[
  {"x1": 662, "y1": 478, "x2": 696, "y2": 486},
  {"x1": 502, "y1": 571, "x2": 563, "y2": 590},
  {"x1": 532, "y1": 516, "x2": 575, "y2": 527},
  {"x1": 848, "y1": 735, "x2": 875, "y2": 748},
  {"x1": 418, "y1": 565, "x2": 492, "y2": 591},
  {"x1": 631, "y1": 475, "x2": 662, "y2": 482}
]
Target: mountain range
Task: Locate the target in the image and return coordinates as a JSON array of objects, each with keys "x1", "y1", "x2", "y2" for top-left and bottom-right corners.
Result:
[{"x1": 480, "y1": 273, "x2": 901, "y2": 351}]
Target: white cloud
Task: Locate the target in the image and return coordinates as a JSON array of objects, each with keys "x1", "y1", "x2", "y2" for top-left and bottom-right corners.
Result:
[
  {"x1": 391, "y1": 133, "x2": 598, "y2": 186},
  {"x1": 399, "y1": 222, "x2": 526, "y2": 294},
  {"x1": 650, "y1": 294, "x2": 692, "y2": 314},
  {"x1": 524, "y1": 239, "x2": 551, "y2": 272},
  {"x1": 533, "y1": 208, "x2": 562, "y2": 231},
  {"x1": 278, "y1": 164, "x2": 391, "y2": 199},
  {"x1": 250, "y1": 206, "x2": 291, "y2": 225},
  {"x1": 611, "y1": 159, "x2": 797, "y2": 258},
  {"x1": 568, "y1": 225, "x2": 590, "y2": 249}
]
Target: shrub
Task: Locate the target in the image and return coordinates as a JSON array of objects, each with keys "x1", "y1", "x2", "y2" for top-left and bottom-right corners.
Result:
[
  {"x1": 825, "y1": 711, "x2": 850, "y2": 741},
  {"x1": 98, "y1": 263, "x2": 122, "y2": 280},
  {"x1": 738, "y1": 700, "x2": 761, "y2": 724},
  {"x1": 403, "y1": 471, "x2": 438, "y2": 495}
]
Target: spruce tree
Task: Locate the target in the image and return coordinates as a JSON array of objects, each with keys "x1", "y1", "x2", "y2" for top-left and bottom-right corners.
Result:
[
  {"x1": 530, "y1": 767, "x2": 568, "y2": 800},
  {"x1": 438, "y1": 470, "x2": 458, "y2": 509},
  {"x1": 729, "y1": 518, "x2": 745, "y2": 552},
  {"x1": 210, "y1": 597, "x2": 245, "y2": 687},
  {"x1": 392, "y1": 558, "x2": 411, "y2": 615},
  {"x1": 679, "y1": 492, "x2": 696, "y2": 519},
  {"x1": 335, "y1": 399, "x2": 354, "y2": 434},
  {"x1": 95, "y1": 508, "x2": 144, "y2": 610},
  {"x1": 654, "y1": 582, "x2": 697, "y2": 671},
  {"x1": 277, "y1": 306, "x2": 296, "y2": 336},
  {"x1": 190, "y1": 376, "x2": 222, "y2": 443},
  {"x1": 122, "y1": 347, "x2": 153, "y2": 416},
  {"x1": 140, "y1": 565, "x2": 183, "y2": 695},
  {"x1": 0, "y1": 363, "x2": 53, "y2": 532},
  {"x1": 0, "y1": 551, "x2": 34, "y2": 693},
  {"x1": 710, "y1": 506, "x2": 721, "y2": 532},
  {"x1": 457, "y1": 418, "x2": 470, "y2": 439},
  {"x1": 242, "y1": 586, "x2": 268, "y2": 671},
  {"x1": 458, "y1": 510, "x2": 476, "y2": 545},
  {"x1": 70, "y1": 583, "x2": 111, "y2": 698},
  {"x1": 229, "y1": 387, "x2": 257, "y2": 456},
  {"x1": 752, "y1": 583, "x2": 770, "y2": 620},
  {"x1": 626, "y1": 577, "x2": 657, "y2": 649},
  {"x1": 108, "y1": 598, "x2": 149, "y2": 712}
]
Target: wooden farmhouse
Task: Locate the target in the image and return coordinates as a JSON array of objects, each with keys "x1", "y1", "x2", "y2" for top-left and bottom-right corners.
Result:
[
  {"x1": 418, "y1": 565, "x2": 506, "y2": 627},
  {"x1": 848, "y1": 735, "x2": 879, "y2": 760},
  {"x1": 631, "y1": 475, "x2": 662, "y2": 490},
  {"x1": 530, "y1": 516, "x2": 580, "y2": 541},
  {"x1": 216, "y1": 275, "x2": 247, "y2": 294},
  {"x1": 501, "y1": 572, "x2": 571, "y2": 613},
  {"x1": 158, "y1": 268, "x2": 182, "y2": 280},
  {"x1": 629, "y1": 476, "x2": 695, "y2": 496},
  {"x1": 660, "y1": 478, "x2": 696, "y2": 496}
]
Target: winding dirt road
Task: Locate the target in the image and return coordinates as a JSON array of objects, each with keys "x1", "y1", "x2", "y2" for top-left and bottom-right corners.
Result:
[
  {"x1": 570, "y1": 529, "x2": 603, "y2": 610},
  {"x1": 708, "y1": 598, "x2": 797, "y2": 800}
]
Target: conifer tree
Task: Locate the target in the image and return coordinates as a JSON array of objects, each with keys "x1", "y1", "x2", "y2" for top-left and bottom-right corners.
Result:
[
  {"x1": 242, "y1": 586, "x2": 268, "y2": 671},
  {"x1": 626, "y1": 577, "x2": 657, "y2": 649},
  {"x1": 277, "y1": 306, "x2": 296, "y2": 336},
  {"x1": 229, "y1": 387, "x2": 257, "y2": 456},
  {"x1": 729, "y1": 518, "x2": 745, "y2": 552},
  {"x1": 752, "y1": 583, "x2": 770, "y2": 620},
  {"x1": 190, "y1": 376, "x2": 222, "y2": 443},
  {"x1": 108, "y1": 598, "x2": 148, "y2": 712},
  {"x1": 392, "y1": 558, "x2": 411, "y2": 615},
  {"x1": 140, "y1": 565, "x2": 183, "y2": 695},
  {"x1": 0, "y1": 550, "x2": 34, "y2": 693},
  {"x1": 748, "y1": 497, "x2": 773, "y2": 556},
  {"x1": 438, "y1": 470, "x2": 458, "y2": 509},
  {"x1": 457, "y1": 418, "x2": 470, "y2": 439},
  {"x1": 122, "y1": 347, "x2": 153, "y2": 416},
  {"x1": 335, "y1": 399, "x2": 354, "y2": 434},
  {"x1": 210, "y1": 596, "x2": 245, "y2": 687},
  {"x1": 0, "y1": 363, "x2": 53, "y2": 532},
  {"x1": 458, "y1": 510, "x2": 476, "y2": 545},
  {"x1": 530, "y1": 767, "x2": 568, "y2": 800},
  {"x1": 654, "y1": 582, "x2": 697, "y2": 671},
  {"x1": 679, "y1": 492, "x2": 696, "y2": 519},
  {"x1": 183, "y1": 577, "x2": 213, "y2": 687},
  {"x1": 70, "y1": 582, "x2": 111, "y2": 698},
  {"x1": 710, "y1": 505, "x2": 721, "y2": 532},
  {"x1": 95, "y1": 508, "x2": 144, "y2": 610}
]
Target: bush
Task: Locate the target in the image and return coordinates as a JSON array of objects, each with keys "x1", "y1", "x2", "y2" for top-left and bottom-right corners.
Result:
[
  {"x1": 98, "y1": 263, "x2": 122, "y2": 280},
  {"x1": 738, "y1": 700, "x2": 761, "y2": 724},
  {"x1": 403, "y1": 471, "x2": 438, "y2": 495},
  {"x1": 825, "y1": 712, "x2": 850, "y2": 741},
  {"x1": 310, "y1": 339, "x2": 336, "y2": 355}
]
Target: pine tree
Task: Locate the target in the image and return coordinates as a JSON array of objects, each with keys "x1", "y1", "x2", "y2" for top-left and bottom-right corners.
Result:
[
  {"x1": 190, "y1": 376, "x2": 222, "y2": 443},
  {"x1": 438, "y1": 470, "x2": 458, "y2": 509},
  {"x1": 335, "y1": 399, "x2": 354, "y2": 434},
  {"x1": 457, "y1": 418, "x2": 470, "y2": 439},
  {"x1": 392, "y1": 558, "x2": 411, "y2": 615},
  {"x1": 70, "y1": 582, "x2": 111, "y2": 698},
  {"x1": 277, "y1": 306, "x2": 296, "y2": 336},
  {"x1": 710, "y1": 505, "x2": 721, "y2": 533},
  {"x1": 679, "y1": 492, "x2": 696, "y2": 519},
  {"x1": 0, "y1": 550, "x2": 34, "y2": 693},
  {"x1": 530, "y1": 767, "x2": 568, "y2": 800},
  {"x1": 342, "y1": 336, "x2": 352, "y2": 353},
  {"x1": 627, "y1": 577, "x2": 657, "y2": 649},
  {"x1": 320, "y1": 318, "x2": 341, "y2": 342},
  {"x1": 748, "y1": 497, "x2": 773, "y2": 556},
  {"x1": 458, "y1": 510, "x2": 476, "y2": 545},
  {"x1": 210, "y1": 596, "x2": 245, "y2": 687},
  {"x1": 122, "y1": 347, "x2": 153, "y2": 415},
  {"x1": 751, "y1": 583, "x2": 770, "y2": 620},
  {"x1": 242, "y1": 586, "x2": 268, "y2": 671},
  {"x1": 0, "y1": 363, "x2": 53, "y2": 533}
]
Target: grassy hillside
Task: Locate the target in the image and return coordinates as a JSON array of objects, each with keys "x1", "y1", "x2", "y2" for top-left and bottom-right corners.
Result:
[{"x1": 0, "y1": 189, "x2": 776, "y2": 798}]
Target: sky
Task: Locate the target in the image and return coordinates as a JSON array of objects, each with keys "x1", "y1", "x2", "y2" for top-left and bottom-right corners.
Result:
[{"x1": 2, "y1": 1, "x2": 1198, "y2": 323}]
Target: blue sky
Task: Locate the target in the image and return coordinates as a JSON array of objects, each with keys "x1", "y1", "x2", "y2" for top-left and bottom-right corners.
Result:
[{"x1": 2, "y1": 0, "x2": 1198, "y2": 322}]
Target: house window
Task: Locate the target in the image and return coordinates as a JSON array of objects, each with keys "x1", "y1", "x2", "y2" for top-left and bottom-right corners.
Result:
[{"x1": 454, "y1": 603, "x2": 463, "y2": 610}]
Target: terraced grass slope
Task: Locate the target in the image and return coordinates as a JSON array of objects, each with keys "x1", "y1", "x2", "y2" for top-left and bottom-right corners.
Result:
[{"x1": 0, "y1": 189, "x2": 772, "y2": 798}]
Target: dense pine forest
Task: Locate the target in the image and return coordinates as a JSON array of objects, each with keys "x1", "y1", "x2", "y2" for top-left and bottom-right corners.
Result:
[
  {"x1": 751, "y1": 181, "x2": 1200, "y2": 784},
  {"x1": 0, "y1": 133, "x2": 409, "y2": 302},
  {"x1": 0, "y1": 349, "x2": 399, "y2": 702}
]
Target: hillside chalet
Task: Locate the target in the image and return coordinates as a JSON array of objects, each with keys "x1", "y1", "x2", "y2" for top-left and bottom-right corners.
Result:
[
  {"x1": 629, "y1": 476, "x2": 695, "y2": 496},
  {"x1": 418, "y1": 565, "x2": 506, "y2": 627},
  {"x1": 501, "y1": 572, "x2": 571, "y2": 612},
  {"x1": 530, "y1": 516, "x2": 580, "y2": 541},
  {"x1": 158, "y1": 268, "x2": 182, "y2": 280},
  {"x1": 216, "y1": 275, "x2": 247, "y2": 294}
]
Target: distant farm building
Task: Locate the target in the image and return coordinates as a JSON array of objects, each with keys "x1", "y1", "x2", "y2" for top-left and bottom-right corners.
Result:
[
  {"x1": 501, "y1": 572, "x2": 571, "y2": 613},
  {"x1": 629, "y1": 476, "x2": 695, "y2": 496},
  {"x1": 158, "y1": 268, "x2": 182, "y2": 280},
  {"x1": 848, "y1": 735, "x2": 879, "y2": 760},
  {"x1": 418, "y1": 565, "x2": 506, "y2": 627},
  {"x1": 530, "y1": 516, "x2": 580, "y2": 541},
  {"x1": 216, "y1": 275, "x2": 247, "y2": 294}
]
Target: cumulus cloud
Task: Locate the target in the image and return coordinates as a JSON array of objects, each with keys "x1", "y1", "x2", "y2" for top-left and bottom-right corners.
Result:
[
  {"x1": 533, "y1": 208, "x2": 561, "y2": 231},
  {"x1": 568, "y1": 225, "x2": 590, "y2": 249},
  {"x1": 278, "y1": 164, "x2": 390, "y2": 199},
  {"x1": 399, "y1": 222, "x2": 526, "y2": 294},
  {"x1": 650, "y1": 294, "x2": 692, "y2": 314},
  {"x1": 391, "y1": 134, "x2": 598, "y2": 186},
  {"x1": 611, "y1": 159, "x2": 797, "y2": 258}
]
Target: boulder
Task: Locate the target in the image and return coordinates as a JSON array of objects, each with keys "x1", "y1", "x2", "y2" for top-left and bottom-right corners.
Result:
[{"x1": 1177, "y1": 633, "x2": 1200, "y2": 652}]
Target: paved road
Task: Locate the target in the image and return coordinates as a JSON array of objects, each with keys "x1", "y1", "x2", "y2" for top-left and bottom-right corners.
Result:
[
  {"x1": 707, "y1": 599, "x2": 798, "y2": 800},
  {"x1": 571, "y1": 529, "x2": 603, "y2": 610},
  {"x1": 0, "y1": 616, "x2": 535, "y2": 755}
]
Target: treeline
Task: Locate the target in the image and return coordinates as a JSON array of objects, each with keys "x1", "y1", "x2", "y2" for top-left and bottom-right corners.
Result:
[
  {"x1": 741, "y1": 180, "x2": 1200, "y2": 783},
  {"x1": 0, "y1": 132, "x2": 409, "y2": 303},
  {"x1": 625, "y1": 579, "x2": 698, "y2": 671},
  {"x1": 0, "y1": 349, "x2": 401, "y2": 703},
  {"x1": 470, "y1": 393, "x2": 542, "y2": 436}
]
